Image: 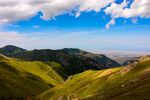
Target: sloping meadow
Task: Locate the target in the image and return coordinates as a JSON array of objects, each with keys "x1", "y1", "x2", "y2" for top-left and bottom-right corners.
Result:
[
  {"x1": 0, "y1": 54, "x2": 64, "y2": 100},
  {"x1": 38, "y1": 57, "x2": 150, "y2": 100}
]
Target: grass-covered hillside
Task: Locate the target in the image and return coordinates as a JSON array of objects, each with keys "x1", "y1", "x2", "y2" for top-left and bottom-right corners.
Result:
[
  {"x1": 39, "y1": 56, "x2": 150, "y2": 100},
  {"x1": 0, "y1": 54, "x2": 64, "y2": 100}
]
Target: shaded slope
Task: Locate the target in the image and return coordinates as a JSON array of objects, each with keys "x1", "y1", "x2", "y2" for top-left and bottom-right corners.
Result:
[
  {"x1": 0, "y1": 54, "x2": 64, "y2": 100},
  {"x1": 112, "y1": 56, "x2": 140, "y2": 65},
  {"x1": 38, "y1": 56, "x2": 150, "y2": 100},
  {"x1": 16, "y1": 49, "x2": 114, "y2": 78},
  {"x1": 63, "y1": 48, "x2": 120, "y2": 67},
  {"x1": 0, "y1": 45, "x2": 27, "y2": 57},
  {"x1": 122, "y1": 57, "x2": 140, "y2": 66},
  {"x1": 116, "y1": 56, "x2": 150, "y2": 66}
]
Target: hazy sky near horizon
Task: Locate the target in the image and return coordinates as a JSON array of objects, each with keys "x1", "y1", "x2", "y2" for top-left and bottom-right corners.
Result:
[{"x1": 0, "y1": 0, "x2": 150, "y2": 51}]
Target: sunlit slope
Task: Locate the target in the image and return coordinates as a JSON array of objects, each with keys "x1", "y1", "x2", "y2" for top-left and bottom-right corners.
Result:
[
  {"x1": 39, "y1": 57, "x2": 150, "y2": 100},
  {"x1": 0, "y1": 54, "x2": 64, "y2": 100}
]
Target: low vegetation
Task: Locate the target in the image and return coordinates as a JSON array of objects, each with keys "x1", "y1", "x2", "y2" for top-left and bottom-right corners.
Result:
[
  {"x1": 0, "y1": 54, "x2": 64, "y2": 100},
  {"x1": 0, "y1": 45, "x2": 150, "y2": 100},
  {"x1": 38, "y1": 56, "x2": 150, "y2": 100}
]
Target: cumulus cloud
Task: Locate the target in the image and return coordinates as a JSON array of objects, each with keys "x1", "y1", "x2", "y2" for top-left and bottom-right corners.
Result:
[
  {"x1": 0, "y1": 0, "x2": 114, "y2": 24},
  {"x1": 105, "y1": 0, "x2": 150, "y2": 18},
  {"x1": 105, "y1": 0, "x2": 150, "y2": 28},
  {"x1": 0, "y1": 0, "x2": 38, "y2": 23},
  {"x1": 0, "y1": 0, "x2": 150, "y2": 28}
]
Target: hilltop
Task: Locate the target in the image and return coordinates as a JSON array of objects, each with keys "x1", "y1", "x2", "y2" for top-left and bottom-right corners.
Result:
[{"x1": 0, "y1": 45, "x2": 27, "y2": 57}]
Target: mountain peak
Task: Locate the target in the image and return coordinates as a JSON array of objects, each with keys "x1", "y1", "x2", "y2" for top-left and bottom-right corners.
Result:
[
  {"x1": 0, "y1": 45, "x2": 27, "y2": 57},
  {"x1": 3, "y1": 45, "x2": 25, "y2": 50}
]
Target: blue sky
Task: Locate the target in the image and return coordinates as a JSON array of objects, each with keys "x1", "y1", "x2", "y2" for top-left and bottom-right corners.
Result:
[{"x1": 0, "y1": 0, "x2": 150, "y2": 52}]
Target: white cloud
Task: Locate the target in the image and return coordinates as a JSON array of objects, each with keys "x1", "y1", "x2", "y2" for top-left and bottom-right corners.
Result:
[
  {"x1": 0, "y1": 0, "x2": 115, "y2": 24},
  {"x1": 0, "y1": 0, "x2": 38, "y2": 24},
  {"x1": 105, "y1": 0, "x2": 150, "y2": 18},
  {"x1": 105, "y1": 0, "x2": 150, "y2": 28},
  {"x1": 0, "y1": 0, "x2": 150, "y2": 28}
]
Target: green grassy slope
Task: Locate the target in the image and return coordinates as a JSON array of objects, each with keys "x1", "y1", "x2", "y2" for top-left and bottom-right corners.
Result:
[
  {"x1": 0, "y1": 54, "x2": 64, "y2": 100},
  {"x1": 38, "y1": 57, "x2": 150, "y2": 100}
]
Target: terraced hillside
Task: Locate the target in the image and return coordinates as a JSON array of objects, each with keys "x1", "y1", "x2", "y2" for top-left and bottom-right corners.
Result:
[
  {"x1": 0, "y1": 54, "x2": 64, "y2": 100},
  {"x1": 39, "y1": 56, "x2": 150, "y2": 100}
]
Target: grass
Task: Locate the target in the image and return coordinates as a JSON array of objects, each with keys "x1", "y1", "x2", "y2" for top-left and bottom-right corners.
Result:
[
  {"x1": 38, "y1": 58, "x2": 150, "y2": 100},
  {"x1": 1, "y1": 53, "x2": 150, "y2": 100},
  {"x1": 0, "y1": 54, "x2": 64, "y2": 100}
]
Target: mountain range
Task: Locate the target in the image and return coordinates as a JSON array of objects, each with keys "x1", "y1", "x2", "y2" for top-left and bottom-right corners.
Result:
[
  {"x1": 0, "y1": 45, "x2": 120, "y2": 78},
  {"x1": 0, "y1": 45, "x2": 150, "y2": 100}
]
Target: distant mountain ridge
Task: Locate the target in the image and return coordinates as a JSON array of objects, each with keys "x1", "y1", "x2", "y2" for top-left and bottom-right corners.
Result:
[
  {"x1": 63, "y1": 48, "x2": 120, "y2": 67},
  {"x1": 16, "y1": 49, "x2": 117, "y2": 78},
  {"x1": 0, "y1": 45, "x2": 27, "y2": 57},
  {"x1": 0, "y1": 45, "x2": 120, "y2": 78}
]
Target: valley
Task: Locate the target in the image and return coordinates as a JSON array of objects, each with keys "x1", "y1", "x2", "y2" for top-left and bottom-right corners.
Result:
[{"x1": 0, "y1": 45, "x2": 150, "y2": 100}]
